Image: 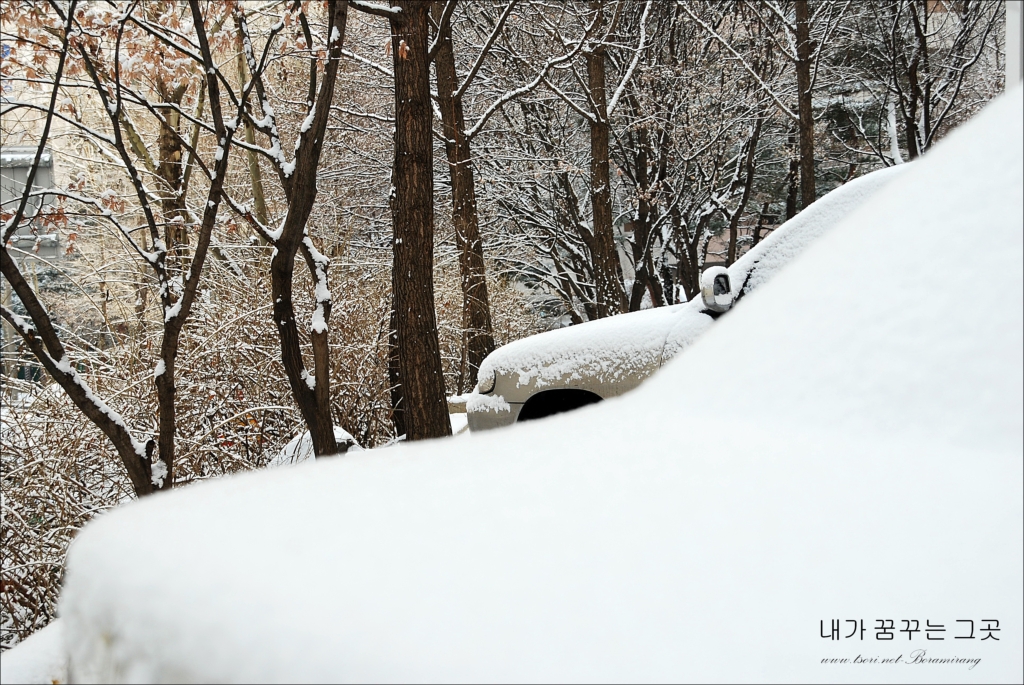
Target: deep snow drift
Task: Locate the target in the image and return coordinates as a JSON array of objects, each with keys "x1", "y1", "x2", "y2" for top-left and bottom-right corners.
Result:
[{"x1": 55, "y1": 89, "x2": 1023, "y2": 683}]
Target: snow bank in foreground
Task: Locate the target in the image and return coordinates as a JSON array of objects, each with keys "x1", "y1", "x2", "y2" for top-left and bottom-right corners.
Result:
[
  {"x1": 58, "y1": 89, "x2": 1022, "y2": 683},
  {"x1": 0, "y1": 620, "x2": 67, "y2": 684}
]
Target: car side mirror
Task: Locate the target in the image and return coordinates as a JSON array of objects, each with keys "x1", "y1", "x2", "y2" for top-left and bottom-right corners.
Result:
[{"x1": 700, "y1": 266, "x2": 734, "y2": 313}]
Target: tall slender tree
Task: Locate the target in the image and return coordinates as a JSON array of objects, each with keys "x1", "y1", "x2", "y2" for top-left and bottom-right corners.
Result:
[
  {"x1": 583, "y1": 2, "x2": 626, "y2": 318},
  {"x1": 431, "y1": 0, "x2": 497, "y2": 392},
  {"x1": 793, "y1": 0, "x2": 816, "y2": 208},
  {"x1": 230, "y1": 0, "x2": 351, "y2": 457},
  {"x1": 388, "y1": 0, "x2": 451, "y2": 439}
]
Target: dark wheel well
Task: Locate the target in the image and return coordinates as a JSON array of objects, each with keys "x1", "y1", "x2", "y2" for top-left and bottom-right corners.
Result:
[{"x1": 517, "y1": 389, "x2": 603, "y2": 422}]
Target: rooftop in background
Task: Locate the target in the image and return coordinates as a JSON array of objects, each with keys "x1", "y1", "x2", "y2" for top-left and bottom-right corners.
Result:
[{"x1": 0, "y1": 147, "x2": 54, "y2": 168}]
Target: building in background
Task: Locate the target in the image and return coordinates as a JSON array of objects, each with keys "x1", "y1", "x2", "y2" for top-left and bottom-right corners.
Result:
[
  {"x1": 1, "y1": 146, "x2": 60, "y2": 381},
  {"x1": 1, "y1": 146, "x2": 60, "y2": 259}
]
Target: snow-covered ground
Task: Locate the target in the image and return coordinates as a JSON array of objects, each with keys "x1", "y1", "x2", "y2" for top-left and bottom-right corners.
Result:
[
  {"x1": 0, "y1": 620, "x2": 67, "y2": 685},
  {"x1": 15, "y1": 89, "x2": 1022, "y2": 683}
]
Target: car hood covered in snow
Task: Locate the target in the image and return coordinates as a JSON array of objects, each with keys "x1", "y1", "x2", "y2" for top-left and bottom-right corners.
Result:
[
  {"x1": 475, "y1": 163, "x2": 909, "y2": 392},
  {"x1": 475, "y1": 301, "x2": 707, "y2": 395},
  {"x1": 58, "y1": 90, "x2": 1022, "y2": 683}
]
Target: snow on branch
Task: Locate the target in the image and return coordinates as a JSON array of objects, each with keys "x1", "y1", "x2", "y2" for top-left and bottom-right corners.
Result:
[
  {"x1": 680, "y1": 4, "x2": 798, "y2": 122},
  {"x1": 350, "y1": 1, "x2": 402, "y2": 19},
  {"x1": 606, "y1": 0, "x2": 652, "y2": 118},
  {"x1": 453, "y1": 0, "x2": 518, "y2": 101},
  {"x1": 341, "y1": 48, "x2": 394, "y2": 77},
  {"x1": 427, "y1": 0, "x2": 459, "y2": 60}
]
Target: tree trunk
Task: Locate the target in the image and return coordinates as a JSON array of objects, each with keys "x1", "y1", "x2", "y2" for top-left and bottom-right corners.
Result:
[
  {"x1": 265, "y1": 0, "x2": 350, "y2": 458},
  {"x1": 904, "y1": 0, "x2": 931, "y2": 158},
  {"x1": 234, "y1": 30, "x2": 269, "y2": 228},
  {"x1": 155, "y1": 82, "x2": 189, "y2": 258},
  {"x1": 432, "y1": 1, "x2": 495, "y2": 390},
  {"x1": 794, "y1": 0, "x2": 816, "y2": 209},
  {"x1": 153, "y1": 79, "x2": 189, "y2": 490},
  {"x1": 390, "y1": 0, "x2": 451, "y2": 440},
  {"x1": 726, "y1": 119, "x2": 762, "y2": 266},
  {"x1": 752, "y1": 201, "x2": 771, "y2": 247},
  {"x1": 585, "y1": 42, "x2": 626, "y2": 318},
  {"x1": 786, "y1": 131, "x2": 799, "y2": 220},
  {"x1": 627, "y1": 125, "x2": 664, "y2": 311}
]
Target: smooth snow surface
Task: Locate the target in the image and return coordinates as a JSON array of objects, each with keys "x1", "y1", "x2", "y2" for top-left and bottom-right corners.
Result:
[
  {"x1": 0, "y1": 620, "x2": 67, "y2": 684},
  {"x1": 727, "y1": 163, "x2": 906, "y2": 296},
  {"x1": 59, "y1": 90, "x2": 1023, "y2": 683}
]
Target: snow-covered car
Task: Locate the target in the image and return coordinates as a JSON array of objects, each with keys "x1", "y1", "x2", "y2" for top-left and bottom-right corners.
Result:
[
  {"x1": 465, "y1": 163, "x2": 908, "y2": 431},
  {"x1": 47, "y1": 91, "x2": 1021, "y2": 683}
]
